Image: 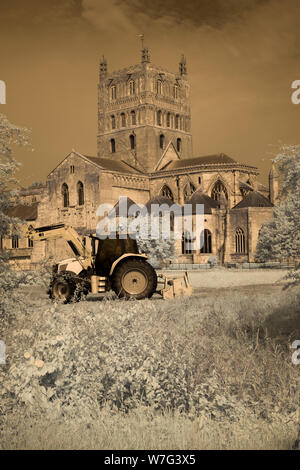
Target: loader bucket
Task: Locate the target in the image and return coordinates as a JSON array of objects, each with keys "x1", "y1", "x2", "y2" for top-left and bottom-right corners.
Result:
[{"x1": 158, "y1": 271, "x2": 193, "y2": 300}]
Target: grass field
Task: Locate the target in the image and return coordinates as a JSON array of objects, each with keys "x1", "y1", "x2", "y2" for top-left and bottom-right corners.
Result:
[{"x1": 0, "y1": 269, "x2": 299, "y2": 450}]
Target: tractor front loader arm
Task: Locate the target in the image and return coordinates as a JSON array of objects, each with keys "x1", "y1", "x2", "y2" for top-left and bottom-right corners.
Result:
[{"x1": 26, "y1": 223, "x2": 92, "y2": 269}]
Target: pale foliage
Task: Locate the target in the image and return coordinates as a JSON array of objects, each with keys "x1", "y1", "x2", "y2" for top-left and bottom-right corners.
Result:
[
  {"x1": 256, "y1": 145, "x2": 300, "y2": 285},
  {"x1": 136, "y1": 216, "x2": 177, "y2": 268},
  {"x1": 0, "y1": 284, "x2": 299, "y2": 450},
  {"x1": 137, "y1": 236, "x2": 176, "y2": 268},
  {"x1": 0, "y1": 113, "x2": 31, "y2": 238},
  {"x1": 0, "y1": 113, "x2": 31, "y2": 312}
]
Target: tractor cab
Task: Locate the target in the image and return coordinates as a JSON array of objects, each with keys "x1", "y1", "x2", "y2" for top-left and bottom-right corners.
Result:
[{"x1": 90, "y1": 233, "x2": 140, "y2": 276}]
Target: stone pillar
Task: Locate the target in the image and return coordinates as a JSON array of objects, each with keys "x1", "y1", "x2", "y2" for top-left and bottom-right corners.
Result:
[
  {"x1": 177, "y1": 176, "x2": 184, "y2": 205},
  {"x1": 223, "y1": 210, "x2": 231, "y2": 263},
  {"x1": 247, "y1": 216, "x2": 253, "y2": 262},
  {"x1": 269, "y1": 163, "x2": 279, "y2": 204}
]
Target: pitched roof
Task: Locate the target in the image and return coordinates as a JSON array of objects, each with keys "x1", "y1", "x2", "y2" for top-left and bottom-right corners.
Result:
[
  {"x1": 6, "y1": 203, "x2": 38, "y2": 221},
  {"x1": 84, "y1": 156, "x2": 140, "y2": 174},
  {"x1": 111, "y1": 197, "x2": 139, "y2": 216},
  {"x1": 186, "y1": 190, "x2": 220, "y2": 214},
  {"x1": 257, "y1": 182, "x2": 269, "y2": 192},
  {"x1": 233, "y1": 191, "x2": 273, "y2": 209},
  {"x1": 167, "y1": 153, "x2": 237, "y2": 170},
  {"x1": 153, "y1": 141, "x2": 181, "y2": 171},
  {"x1": 239, "y1": 181, "x2": 253, "y2": 191},
  {"x1": 145, "y1": 196, "x2": 178, "y2": 212}
]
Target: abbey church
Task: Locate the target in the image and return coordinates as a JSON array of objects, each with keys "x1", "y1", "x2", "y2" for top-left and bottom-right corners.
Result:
[{"x1": 4, "y1": 46, "x2": 279, "y2": 269}]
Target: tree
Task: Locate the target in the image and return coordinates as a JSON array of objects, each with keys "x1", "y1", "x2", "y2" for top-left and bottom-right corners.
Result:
[
  {"x1": 136, "y1": 214, "x2": 177, "y2": 268},
  {"x1": 255, "y1": 145, "x2": 300, "y2": 286},
  {"x1": 137, "y1": 236, "x2": 176, "y2": 269},
  {"x1": 0, "y1": 113, "x2": 31, "y2": 308},
  {"x1": 0, "y1": 113, "x2": 31, "y2": 237}
]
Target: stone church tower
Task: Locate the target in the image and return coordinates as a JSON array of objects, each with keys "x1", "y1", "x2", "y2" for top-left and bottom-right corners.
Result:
[{"x1": 97, "y1": 47, "x2": 193, "y2": 173}]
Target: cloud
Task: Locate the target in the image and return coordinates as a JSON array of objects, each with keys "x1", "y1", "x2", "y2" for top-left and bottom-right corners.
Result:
[
  {"x1": 81, "y1": 0, "x2": 140, "y2": 35},
  {"x1": 1, "y1": 0, "x2": 300, "y2": 184},
  {"x1": 81, "y1": 0, "x2": 300, "y2": 66}
]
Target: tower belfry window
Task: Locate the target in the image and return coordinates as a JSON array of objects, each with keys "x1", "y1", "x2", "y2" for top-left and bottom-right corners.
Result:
[
  {"x1": 110, "y1": 85, "x2": 116, "y2": 100},
  {"x1": 131, "y1": 110, "x2": 136, "y2": 125},
  {"x1": 130, "y1": 134, "x2": 135, "y2": 150},
  {"x1": 157, "y1": 110, "x2": 162, "y2": 126},
  {"x1": 173, "y1": 84, "x2": 179, "y2": 99},
  {"x1": 175, "y1": 114, "x2": 179, "y2": 129},
  {"x1": 157, "y1": 80, "x2": 163, "y2": 95},
  {"x1": 129, "y1": 80, "x2": 135, "y2": 95},
  {"x1": 159, "y1": 134, "x2": 165, "y2": 149},
  {"x1": 166, "y1": 112, "x2": 170, "y2": 127}
]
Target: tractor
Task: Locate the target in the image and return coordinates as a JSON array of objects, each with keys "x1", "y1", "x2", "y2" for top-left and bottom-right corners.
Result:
[{"x1": 27, "y1": 223, "x2": 193, "y2": 302}]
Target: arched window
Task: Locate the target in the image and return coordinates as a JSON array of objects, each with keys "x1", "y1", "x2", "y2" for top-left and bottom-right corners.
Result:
[
  {"x1": 183, "y1": 182, "x2": 196, "y2": 202},
  {"x1": 110, "y1": 138, "x2": 116, "y2": 153},
  {"x1": 175, "y1": 114, "x2": 179, "y2": 129},
  {"x1": 160, "y1": 185, "x2": 174, "y2": 201},
  {"x1": 62, "y1": 183, "x2": 69, "y2": 207},
  {"x1": 157, "y1": 110, "x2": 162, "y2": 126},
  {"x1": 129, "y1": 134, "x2": 135, "y2": 150},
  {"x1": 77, "y1": 181, "x2": 84, "y2": 206},
  {"x1": 131, "y1": 110, "x2": 136, "y2": 125},
  {"x1": 129, "y1": 80, "x2": 135, "y2": 95},
  {"x1": 235, "y1": 228, "x2": 246, "y2": 254},
  {"x1": 182, "y1": 231, "x2": 192, "y2": 254},
  {"x1": 157, "y1": 80, "x2": 163, "y2": 95},
  {"x1": 211, "y1": 180, "x2": 228, "y2": 202},
  {"x1": 111, "y1": 115, "x2": 116, "y2": 129},
  {"x1": 177, "y1": 138, "x2": 181, "y2": 152},
  {"x1": 173, "y1": 84, "x2": 179, "y2": 99},
  {"x1": 121, "y1": 112, "x2": 126, "y2": 127},
  {"x1": 159, "y1": 134, "x2": 165, "y2": 149},
  {"x1": 110, "y1": 85, "x2": 116, "y2": 100},
  {"x1": 28, "y1": 237, "x2": 34, "y2": 248},
  {"x1": 200, "y1": 229, "x2": 212, "y2": 254},
  {"x1": 11, "y1": 235, "x2": 19, "y2": 249},
  {"x1": 166, "y1": 112, "x2": 170, "y2": 127},
  {"x1": 198, "y1": 176, "x2": 201, "y2": 185}
]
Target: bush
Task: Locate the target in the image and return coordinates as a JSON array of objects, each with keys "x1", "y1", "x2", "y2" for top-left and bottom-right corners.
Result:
[{"x1": 1, "y1": 286, "x2": 299, "y2": 430}]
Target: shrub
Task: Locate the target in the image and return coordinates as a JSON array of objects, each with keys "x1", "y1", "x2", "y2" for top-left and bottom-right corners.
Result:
[{"x1": 1, "y1": 287, "x2": 299, "y2": 427}]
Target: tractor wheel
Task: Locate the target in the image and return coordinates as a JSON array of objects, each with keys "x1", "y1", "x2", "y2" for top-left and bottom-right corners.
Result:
[
  {"x1": 49, "y1": 272, "x2": 88, "y2": 303},
  {"x1": 111, "y1": 259, "x2": 157, "y2": 300}
]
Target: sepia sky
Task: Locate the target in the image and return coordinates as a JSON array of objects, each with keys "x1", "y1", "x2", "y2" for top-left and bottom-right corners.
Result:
[{"x1": 1, "y1": 0, "x2": 300, "y2": 186}]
